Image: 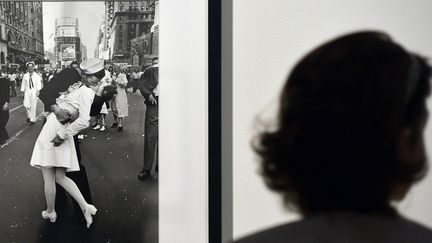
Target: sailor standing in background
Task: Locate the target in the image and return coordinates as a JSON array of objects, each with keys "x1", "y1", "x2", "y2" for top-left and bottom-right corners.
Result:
[
  {"x1": 21, "y1": 62, "x2": 42, "y2": 125},
  {"x1": 138, "y1": 57, "x2": 159, "y2": 180}
]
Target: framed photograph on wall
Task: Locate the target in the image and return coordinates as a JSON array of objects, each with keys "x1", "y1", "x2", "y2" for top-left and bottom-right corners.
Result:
[{"x1": 0, "y1": 0, "x2": 219, "y2": 242}]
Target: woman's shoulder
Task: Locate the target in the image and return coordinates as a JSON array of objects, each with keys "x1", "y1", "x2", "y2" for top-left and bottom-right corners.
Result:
[
  {"x1": 235, "y1": 213, "x2": 432, "y2": 243},
  {"x1": 78, "y1": 85, "x2": 96, "y2": 97}
]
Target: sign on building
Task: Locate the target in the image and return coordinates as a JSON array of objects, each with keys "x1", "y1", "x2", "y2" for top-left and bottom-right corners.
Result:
[
  {"x1": 8, "y1": 63, "x2": 20, "y2": 68},
  {"x1": 60, "y1": 44, "x2": 76, "y2": 60},
  {"x1": 58, "y1": 26, "x2": 76, "y2": 37}
]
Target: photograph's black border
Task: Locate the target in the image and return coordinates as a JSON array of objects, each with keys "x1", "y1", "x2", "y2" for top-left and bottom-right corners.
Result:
[
  {"x1": 209, "y1": 0, "x2": 222, "y2": 241},
  {"x1": 209, "y1": 0, "x2": 233, "y2": 242}
]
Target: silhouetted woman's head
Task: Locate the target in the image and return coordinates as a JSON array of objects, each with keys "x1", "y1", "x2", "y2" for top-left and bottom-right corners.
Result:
[{"x1": 254, "y1": 31, "x2": 432, "y2": 216}]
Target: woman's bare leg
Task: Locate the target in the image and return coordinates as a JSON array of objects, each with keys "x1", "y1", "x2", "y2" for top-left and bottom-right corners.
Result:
[
  {"x1": 101, "y1": 114, "x2": 106, "y2": 126},
  {"x1": 41, "y1": 167, "x2": 56, "y2": 213},
  {"x1": 55, "y1": 168, "x2": 97, "y2": 227},
  {"x1": 54, "y1": 168, "x2": 87, "y2": 210}
]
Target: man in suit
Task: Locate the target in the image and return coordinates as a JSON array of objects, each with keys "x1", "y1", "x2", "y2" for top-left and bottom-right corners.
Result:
[
  {"x1": 0, "y1": 72, "x2": 10, "y2": 144},
  {"x1": 138, "y1": 57, "x2": 159, "y2": 180},
  {"x1": 39, "y1": 60, "x2": 114, "y2": 220}
]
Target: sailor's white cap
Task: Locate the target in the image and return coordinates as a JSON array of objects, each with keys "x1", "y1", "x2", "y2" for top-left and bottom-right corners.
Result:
[
  {"x1": 26, "y1": 61, "x2": 35, "y2": 67},
  {"x1": 80, "y1": 58, "x2": 104, "y2": 75}
]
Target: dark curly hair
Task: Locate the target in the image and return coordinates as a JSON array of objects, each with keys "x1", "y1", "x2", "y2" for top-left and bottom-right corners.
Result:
[
  {"x1": 253, "y1": 31, "x2": 432, "y2": 216},
  {"x1": 91, "y1": 68, "x2": 106, "y2": 80}
]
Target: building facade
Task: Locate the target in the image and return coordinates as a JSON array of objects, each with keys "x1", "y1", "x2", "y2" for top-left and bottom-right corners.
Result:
[
  {"x1": 0, "y1": 1, "x2": 44, "y2": 70},
  {"x1": 106, "y1": 1, "x2": 156, "y2": 64},
  {"x1": 95, "y1": 23, "x2": 110, "y2": 60},
  {"x1": 130, "y1": 0, "x2": 158, "y2": 68},
  {"x1": 54, "y1": 17, "x2": 82, "y2": 66},
  {"x1": 81, "y1": 43, "x2": 87, "y2": 61}
]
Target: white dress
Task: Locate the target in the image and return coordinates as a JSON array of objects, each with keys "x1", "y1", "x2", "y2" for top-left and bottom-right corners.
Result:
[
  {"x1": 111, "y1": 73, "x2": 129, "y2": 117},
  {"x1": 30, "y1": 84, "x2": 95, "y2": 172},
  {"x1": 99, "y1": 70, "x2": 112, "y2": 115}
]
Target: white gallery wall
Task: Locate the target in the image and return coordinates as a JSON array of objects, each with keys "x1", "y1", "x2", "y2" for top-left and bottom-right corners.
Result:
[
  {"x1": 159, "y1": 0, "x2": 208, "y2": 242},
  {"x1": 233, "y1": 0, "x2": 432, "y2": 239}
]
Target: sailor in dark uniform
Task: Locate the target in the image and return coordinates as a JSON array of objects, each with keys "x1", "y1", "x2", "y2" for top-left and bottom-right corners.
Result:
[{"x1": 138, "y1": 57, "x2": 159, "y2": 180}]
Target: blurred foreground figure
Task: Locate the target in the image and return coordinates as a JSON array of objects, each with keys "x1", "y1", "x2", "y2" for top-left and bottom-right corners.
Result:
[
  {"x1": 0, "y1": 72, "x2": 9, "y2": 144},
  {"x1": 237, "y1": 31, "x2": 432, "y2": 243}
]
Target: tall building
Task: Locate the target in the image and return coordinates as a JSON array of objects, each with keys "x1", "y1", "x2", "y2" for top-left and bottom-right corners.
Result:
[
  {"x1": 95, "y1": 22, "x2": 110, "y2": 60},
  {"x1": 130, "y1": 0, "x2": 158, "y2": 67},
  {"x1": 105, "y1": 1, "x2": 156, "y2": 64},
  {"x1": 54, "y1": 17, "x2": 82, "y2": 66},
  {"x1": 81, "y1": 42, "x2": 87, "y2": 61},
  {"x1": 0, "y1": 1, "x2": 44, "y2": 70}
]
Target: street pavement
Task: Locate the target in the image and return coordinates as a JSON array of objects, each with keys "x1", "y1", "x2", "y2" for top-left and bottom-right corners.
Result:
[{"x1": 0, "y1": 91, "x2": 158, "y2": 243}]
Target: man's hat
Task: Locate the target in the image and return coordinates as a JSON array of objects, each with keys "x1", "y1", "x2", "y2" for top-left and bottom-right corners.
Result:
[{"x1": 80, "y1": 58, "x2": 104, "y2": 75}]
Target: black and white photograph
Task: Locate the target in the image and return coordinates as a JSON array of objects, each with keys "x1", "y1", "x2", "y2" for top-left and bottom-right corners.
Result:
[{"x1": 0, "y1": 1, "x2": 159, "y2": 242}]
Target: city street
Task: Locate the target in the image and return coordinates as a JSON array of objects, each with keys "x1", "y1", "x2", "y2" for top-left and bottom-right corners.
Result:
[{"x1": 0, "y1": 92, "x2": 158, "y2": 243}]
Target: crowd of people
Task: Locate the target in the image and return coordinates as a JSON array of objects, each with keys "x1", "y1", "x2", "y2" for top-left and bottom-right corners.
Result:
[
  {"x1": 0, "y1": 57, "x2": 159, "y2": 227},
  {"x1": 0, "y1": 59, "x2": 159, "y2": 130}
]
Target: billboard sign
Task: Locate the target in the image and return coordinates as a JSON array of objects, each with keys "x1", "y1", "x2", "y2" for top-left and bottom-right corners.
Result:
[
  {"x1": 56, "y1": 17, "x2": 77, "y2": 26},
  {"x1": 60, "y1": 44, "x2": 76, "y2": 60},
  {"x1": 58, "y1": 26, "x2": 76, "y2": 37}
]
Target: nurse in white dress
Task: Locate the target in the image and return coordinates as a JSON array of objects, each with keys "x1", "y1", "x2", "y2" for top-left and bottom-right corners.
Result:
[{"x1": 29, "y1": 59, "x2": 107, "y2": 228}]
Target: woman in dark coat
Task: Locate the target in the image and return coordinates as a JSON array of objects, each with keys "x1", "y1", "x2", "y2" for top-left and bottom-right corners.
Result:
[{"x1": 0, "y1": 73, "x2": 10, "y2": 144}]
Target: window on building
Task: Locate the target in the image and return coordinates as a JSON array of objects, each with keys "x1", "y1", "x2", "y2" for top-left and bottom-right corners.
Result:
[
  {"x1": 129, "y1": 6, "x2": 132, "y2": 11},
  {"x1": 7, "y1": 31, "x2": 12, "y2": 42},
  {"x1": 120, "y1": 6, "x2": 124, "y2": 11},
  {"x1": 30, "y1": 8, "x2": 33, "y2": 13},
  {"x1": 0, "y1": 52, "x2": 4, "y2": 64}
]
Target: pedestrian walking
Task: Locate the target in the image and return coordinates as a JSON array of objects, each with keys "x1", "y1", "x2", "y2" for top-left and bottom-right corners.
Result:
[
  {"x1": 111, "y1": 65, "x2": 128, "y2": 132},
  {"x1": 125, "y1": 67, "x2": 132, "y2": 91},
  {"x1": 16, "y1": 71, "x2": 23, "y2": 93},
  {"x1": 8, "y1": 71, "x2": 17, "y2": 97},
  {"x1": 131, "y1": 69, "x2": 140, "y2": 94},
  {"x1": 138, "y1": 57, "x2": 159, "y2": 180},
  {"x1": 0, "y1": 72, "x2": 10, "y2": 144},
  {"x1": 21, "y1": 62, "x2": 42, "y2": 125},
  {"x1": 92, "y1": 67, "x2": 112, "y2": 132},
  {"x1": 42, "y1": 70, "x2": 50, "y2": 87}
]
